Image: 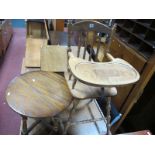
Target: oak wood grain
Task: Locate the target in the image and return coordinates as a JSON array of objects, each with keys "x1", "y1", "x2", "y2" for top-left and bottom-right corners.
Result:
[
  {"x1": 21, "y1": 58, "x2": 40, "y2": 74},
  {"x1": 40, "y1": 45, "x2": 91, "y2": 72},
  {"x1": 6, "y1": 71, "x2": 73, "y2": 118},
  {"x1": 64, "y1": 71, "x2": 102, "y2": 99},
  {"x1": 69, "y1": 56, "x2": 140, "y2": 87},
  {"x1": 110, "y1": 36, "x2": 146, "y2": 110},
  {"x1": 41, "y1": 45, "x2": 67, "y2": 72},
  {"x1": 64, "y1": 71, "x2": 117, "y2": 99},
  {"x1": 19, "y1": 57, "x2": 108, "y2": 135},
  {"x1": 25, "y1": 38, "x2": 47, "y2": 67}
]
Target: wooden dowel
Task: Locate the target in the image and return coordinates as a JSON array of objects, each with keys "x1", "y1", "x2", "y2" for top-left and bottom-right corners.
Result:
[
  {"x1": 83, "y1": 33, "x2": 88, "y2": 59},
  {"x1": 69, "y1": 72, "x2": 72, "y2": 80},
  {"x1": 21, "y1": 116, "x2": 28, "y2": 135},
  {"x1": 72, "y1": 78, "x2": 77, "y2": 89},
  {"x1": 95, "y1": 36, "x2": 101, "y2": 61},
  {"x1": 77, "y1": 32, "x2": 83, "y2": 57}
]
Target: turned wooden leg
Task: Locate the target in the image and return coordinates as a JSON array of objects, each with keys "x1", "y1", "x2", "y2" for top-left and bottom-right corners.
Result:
[
  {"x1": 83, "y1": 50, "x2": 86, "y2": 59},
  {"x1": 69, "y1": 72, "x2": 72, "y2": 80},
  {"x1": 21, "y1": 116, "x2": 28, "y2": 135},
  {"x1": 72, "y1": 78, "x2": 77, "y2": 89},
  {"x1": 77, "y1": 50, "x2": 80, "y2": 57},
  {"x1": 106, "y1": 97, "x2": 111, "y2": 135},
  {"x1": 63, "y1": 99, "x2": 79, "y2": 134},
  {"x1": 89, "y1": 54, "x2": 91, "y2": 61}
]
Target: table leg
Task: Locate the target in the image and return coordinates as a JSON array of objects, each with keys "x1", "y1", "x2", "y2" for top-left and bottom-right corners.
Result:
[{"x1": 21, "y1": 116, "x2": 28, "y2": 135}]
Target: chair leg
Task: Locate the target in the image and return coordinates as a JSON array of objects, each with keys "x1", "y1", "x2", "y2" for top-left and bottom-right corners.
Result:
[
  {"x1": 106, "y1": 97, "x2": 111, "y2": 135},
  {"x1": 63, "y1": 99, "x2": 79, "y2": 134},
  {"x1": 89, "y1": 54, "x2": 91, "y2": 61},
  {"x1": 21, "y1": 116, "x2": 28, "y2": 135},
  {"x1": 77, "y1": 50, "x2": 80, "y2": 57},
  {"x1": 69, "y1": 72, "x2": 72, "y2": 80},
  {"x1": 83, "y1": 49, "x2": 86, "y2": 59},
  {"x1": 72, "y1": 79, "x2": 77, "y2": 89}
]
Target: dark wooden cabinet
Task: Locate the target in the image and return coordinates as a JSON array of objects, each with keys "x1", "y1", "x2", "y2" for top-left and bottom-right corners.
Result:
[
  {"x1": 122, "y1": 73, "x2": 155, "y2": 134},
  {"x1": 110, "y1": 36, "x2": 146, "y2": 111},
  {"x1": 56, "y1": 19, "x2": 64, "y2": 31},
  {"x1": 115, "y1": 19, "x2": 155, "y2": 59},
  {"x1": 0, "y1": 19, "x2": 13, "y2": 56},
  {"x1": 109, "y1": 20, "x2": 155, "y2": 133}
]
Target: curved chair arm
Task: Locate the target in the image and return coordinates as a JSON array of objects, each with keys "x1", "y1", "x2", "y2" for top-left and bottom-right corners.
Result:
[
  {"x1": 68, "y1": 52, "x2": 74, "y2": 58},
  {"x1": 104, "y1": 87, "x2": 117, "y2": 97},
  {"x1": 106, "y1": 53, "x2": 115, "y2": 61}
]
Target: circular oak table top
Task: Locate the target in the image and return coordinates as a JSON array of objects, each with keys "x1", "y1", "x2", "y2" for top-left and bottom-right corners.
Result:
[{"x1": 6, "y1": 71, "x2": 73, "y2": 118}]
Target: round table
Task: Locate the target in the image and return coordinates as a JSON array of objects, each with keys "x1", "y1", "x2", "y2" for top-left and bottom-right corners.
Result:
[{"x1": 6, "y1": 71, "x2": 73, "y2": 134}]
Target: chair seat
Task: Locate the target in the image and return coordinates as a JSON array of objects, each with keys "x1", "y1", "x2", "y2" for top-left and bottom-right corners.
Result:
[
  {"x1": 6, "y1": 71, "x2": 73, "y2": 118},
  {"x1": 64, "y1": 72, "x2": 117, "y2": 99}
]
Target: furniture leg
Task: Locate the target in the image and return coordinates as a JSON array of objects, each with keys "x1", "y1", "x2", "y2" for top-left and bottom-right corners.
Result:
[
  {"x1": 72, "y1": 78, "x2": 77, "y2": 89},
  {"x1": 83, "y1": 49, "x2": 86, "y2": 59},
  {"x1": 63, "y1": 99, "x2": 79, "y2": 134},
  {"x1": 77, "y1": 50, "x2": 80, "y2": 57},
  {"x1": 41, "y1": 119, "x2": 58, "y2": 133},
  {"x1": 21, "y1": 116, "x2": 28, "y2": 135},
  {"x1": 106, "y1": 96, "x2": 111, "y2": 135},
  {"x1": 88, "y1": 48, "x2": 93, "y2": 61},
  {"x1": 41, "y1": 23, "x2": 44, "y2": 38},
  {"x1": 69, "y1": 71, "x2": 72, "y2": 80}
]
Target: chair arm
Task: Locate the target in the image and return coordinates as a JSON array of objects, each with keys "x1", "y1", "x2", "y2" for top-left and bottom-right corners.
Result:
[
  {"x1": 68, "y1": 52, "x2": 74, "y2": 58},
  {"x1": 104, "y1": 87, "x2": 117, "y2": 97},
  {"x1": 106, "y1": 53, "x2": 115, "y2": 61}
]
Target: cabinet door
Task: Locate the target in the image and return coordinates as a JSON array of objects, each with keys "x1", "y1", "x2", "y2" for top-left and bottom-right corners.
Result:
[
  {"x1": 56, "y1": 19, "x2": 64, "y2": 31},
  {"x1": 110, "y1": 36, "x2": 146, "y2": 111}
]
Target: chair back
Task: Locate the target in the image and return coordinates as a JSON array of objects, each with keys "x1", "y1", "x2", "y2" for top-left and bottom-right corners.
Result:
[{"x1": 67, "y1": 20, "x2": 116, "y2": 61}]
